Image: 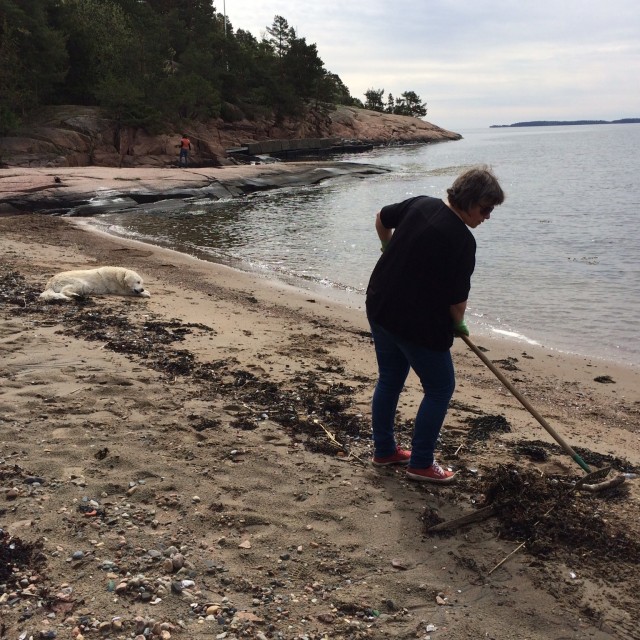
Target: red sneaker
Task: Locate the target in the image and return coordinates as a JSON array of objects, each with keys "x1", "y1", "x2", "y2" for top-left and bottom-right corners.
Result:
[
  {"x1": 406, "y1": 462, "x2": 456, "y2": 483},
  {"x1": 372, "y1": 446, "x2": 411, "y2": 467}
]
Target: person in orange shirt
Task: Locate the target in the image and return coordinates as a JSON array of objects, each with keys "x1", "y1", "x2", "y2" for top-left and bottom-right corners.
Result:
[{"x1": 178, "y1": 134, "x2": 191, "y2": 167}]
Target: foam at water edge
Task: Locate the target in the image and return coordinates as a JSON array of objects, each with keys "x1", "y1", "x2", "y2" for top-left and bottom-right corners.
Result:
[{"x1": 491, "y1": 328, "x2": 541, "y2": 346}]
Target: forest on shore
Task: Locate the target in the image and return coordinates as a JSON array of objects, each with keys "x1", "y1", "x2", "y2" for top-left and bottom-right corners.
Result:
[{"x1": 0, "y1": 0, "x2": 428, "y2": 137}]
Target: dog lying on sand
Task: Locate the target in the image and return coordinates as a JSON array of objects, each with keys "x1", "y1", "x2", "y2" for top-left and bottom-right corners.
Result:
[{"x1": 40, "y1": 267, "x2": 151, "y2": 302}]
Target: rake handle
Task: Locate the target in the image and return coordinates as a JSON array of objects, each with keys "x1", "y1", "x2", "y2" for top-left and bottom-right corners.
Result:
[{"x1": 460, "y1": 333, "x2": 592, "y2": 474}]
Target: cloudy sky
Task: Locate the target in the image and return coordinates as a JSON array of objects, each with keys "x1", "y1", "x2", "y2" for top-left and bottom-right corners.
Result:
[{"x1": 221, "y1": 0, "x2": 639, "y2": 131}]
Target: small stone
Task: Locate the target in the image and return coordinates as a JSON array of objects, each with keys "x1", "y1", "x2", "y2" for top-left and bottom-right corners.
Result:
[
  {"x1": 234, "y1": 611, "x2": 264, "y2": 623},
  {"x1": 71, "y1": 551, "x2": 84, "y2": 561},
  {"x1": 317, "y1": 613, "x2": 335, "y2": 624},
  {"x1": 115, "y1": 582, "x2": 128, "y2": 594},
  {"x1": 238, "y1": 540, "x2": 251, "y2": 549}
]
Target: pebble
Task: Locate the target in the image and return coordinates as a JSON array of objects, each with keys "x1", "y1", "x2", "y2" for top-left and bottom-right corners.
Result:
[
  {"x1": 162, "y1": 558, "x2": 174, "y2": 573},
  {"x1": 115, "y1": 582, "x2": 128, "y2": 594},
  {"x1": 171, "y1": 553, "x2": 185, "y2": 570}
]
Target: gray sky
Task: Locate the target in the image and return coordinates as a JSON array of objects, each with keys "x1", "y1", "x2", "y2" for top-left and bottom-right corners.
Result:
[{"x1": 221, "y1": 0, "x2": 640, "y2": 131}]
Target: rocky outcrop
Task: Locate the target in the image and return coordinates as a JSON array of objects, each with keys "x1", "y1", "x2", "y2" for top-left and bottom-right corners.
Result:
[
  {"x1": 0, "y1": 105, "x2": 461, "y2": 169},
  {"x1": 327, "y1": 106, "x2": 460, "y2": 145},
  {"x1": 0, "y1": 163, "x2": 391, "y2": 215}
]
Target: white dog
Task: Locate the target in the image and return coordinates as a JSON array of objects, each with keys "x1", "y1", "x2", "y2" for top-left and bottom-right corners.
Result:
[{"x1": 40, "y1": 267, "x2": 151, "y2": 302}]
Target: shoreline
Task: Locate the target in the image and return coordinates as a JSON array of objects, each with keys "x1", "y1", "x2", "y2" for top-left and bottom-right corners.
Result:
[
  {"x1": 4, "y1": 164, "x2": 636, "y2": 370},
  {"x1": 1, "y1": 213, "x2": 639, "y2": 639},
  {"x1": 81, "y1": 216, "x2": 639, "y2": 372}
]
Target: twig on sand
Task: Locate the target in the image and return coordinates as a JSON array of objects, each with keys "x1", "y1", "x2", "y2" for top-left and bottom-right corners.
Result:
[
  {"x1": 45, "y1": 386, "x2": 88, "y2": 401},
  {"x1": 312, "y1": 418, "x2": 368, "y2": 466},
  {"x1": 488, "y1": 541, "x2": 526, "y2": 575}
]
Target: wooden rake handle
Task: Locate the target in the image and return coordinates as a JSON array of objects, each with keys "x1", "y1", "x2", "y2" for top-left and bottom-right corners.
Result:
[{"x1": 459, "y1": 333, "x2": 592, "y2": 474}]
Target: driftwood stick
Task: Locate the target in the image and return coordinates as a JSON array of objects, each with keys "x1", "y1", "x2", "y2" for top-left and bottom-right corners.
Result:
[
  {"x1": 579, "y1": 475, "x2": 626, "y2": 493},
  {"x1": 427, "y1": 504, "x2": 498, "y2": 532}
]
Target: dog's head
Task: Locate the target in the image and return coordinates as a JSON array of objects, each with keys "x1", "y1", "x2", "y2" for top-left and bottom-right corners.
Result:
[{"x1": 124, "y1": 270, "x2": 151, "y2": 298}]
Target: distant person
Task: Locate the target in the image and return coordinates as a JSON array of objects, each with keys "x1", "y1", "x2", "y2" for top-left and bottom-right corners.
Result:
[
  {"x1": 178, "y1": 134, "x2": 191, "y2": 167},
  {"x1": 366, "y1": 166, "x2": 505, "y2": 483}
]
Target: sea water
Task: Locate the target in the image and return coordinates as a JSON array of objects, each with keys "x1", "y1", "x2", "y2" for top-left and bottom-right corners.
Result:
[{"x1": 87, "y1": 124, "x2": 640, "y2": 367}]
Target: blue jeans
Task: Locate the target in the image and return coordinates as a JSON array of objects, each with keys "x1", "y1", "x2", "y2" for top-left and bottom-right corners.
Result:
[{"x1": 369, "y1": 321, "x2": 455, "y2": 469}]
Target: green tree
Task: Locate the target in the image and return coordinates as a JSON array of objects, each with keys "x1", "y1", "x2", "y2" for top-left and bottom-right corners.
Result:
[
  {"x1": 0, "y1": 2, "x2": 365, "y2": 133},
  {"x1": 284, "y1": 37, "x2": 325, "y2": 102},
  {"x1": 398, "y1": 90, "x2": 427, "y2": 117},
  {"x1": 265, "y1": 14, "x2": 294, "y2": 58},
  {"x1": 325, "y1": 73, "x2": 357, "y2": 106},
  {"x1": 386, "y1": 93, "x2": 394, "y2": 113},
  {"x1": 364, "y1": 88, "x2": 385, "y2": 112},
  {"x1": 55, "y1": 0, "x2": 135, "y2": 104},
  {"x1": 0, "y1": 0, "x2": 67, "y2": 129}
]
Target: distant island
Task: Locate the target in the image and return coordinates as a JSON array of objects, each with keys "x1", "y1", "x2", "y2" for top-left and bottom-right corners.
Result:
[{"x1": 490, "y1": 118, "x2": 640, "y2": 128}]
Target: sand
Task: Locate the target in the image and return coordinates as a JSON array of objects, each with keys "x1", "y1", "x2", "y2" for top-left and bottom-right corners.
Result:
[{"x1": 1, "y1": 177, "x2": 639, "y2": 639}]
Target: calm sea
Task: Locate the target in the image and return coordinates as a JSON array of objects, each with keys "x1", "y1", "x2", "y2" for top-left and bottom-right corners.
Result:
[{"x1": 87, "y1": 124, "x2": 640, "y2": 368}]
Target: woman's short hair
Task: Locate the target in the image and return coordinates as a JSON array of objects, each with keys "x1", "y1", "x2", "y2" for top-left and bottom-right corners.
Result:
[{"x1": 447, "y1": 165, "x2": 505, "y2": 211}]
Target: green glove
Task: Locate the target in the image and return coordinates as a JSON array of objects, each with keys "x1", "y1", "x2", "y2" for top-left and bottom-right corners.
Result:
[
  {"x1": 454, "y1": 319, "x2": 469, "y2": 336},
  {"x1": 380, "y1": 239, "x2": 390, "y2": 252}
]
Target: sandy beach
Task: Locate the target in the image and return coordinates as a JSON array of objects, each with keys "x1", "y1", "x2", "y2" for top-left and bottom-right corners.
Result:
[{"x1": 1, "y1": 172, "x2": 639, "y2": 639}]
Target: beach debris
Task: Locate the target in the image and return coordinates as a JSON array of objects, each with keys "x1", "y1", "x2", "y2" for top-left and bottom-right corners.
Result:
[
  {"x1": 391, "y1": 558, "x2": 409, "y2": 570},
  {"x1": 465, "y1": 414, "x2": 512, "y2": 440},
  {"x1": 593, "y1": 375, "x2": 615, "y2": 383},
  {"x1": 492, "y1": 357, "x2": 520, "y2": 371}
]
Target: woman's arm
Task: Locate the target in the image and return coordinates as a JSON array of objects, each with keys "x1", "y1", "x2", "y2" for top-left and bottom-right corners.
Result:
[
  {"x1": 450, "y1": 300, "x2": 467, "y2": 324},
  {"x1": 375, "y1": 212, "x2": 393, "y2": 249}
]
